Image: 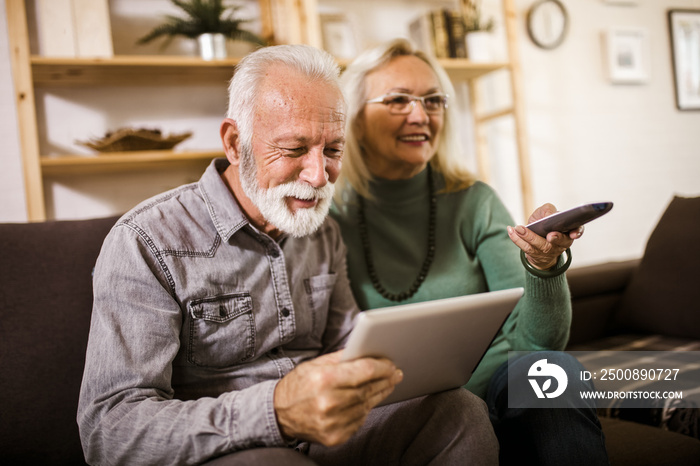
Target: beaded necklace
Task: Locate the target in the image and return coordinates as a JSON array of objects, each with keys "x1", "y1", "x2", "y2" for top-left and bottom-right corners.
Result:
[{"x1": 357, "y1": 164, "x2": 436, "y2": 302}]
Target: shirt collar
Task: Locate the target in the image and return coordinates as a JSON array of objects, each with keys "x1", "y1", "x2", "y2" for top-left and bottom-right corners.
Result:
[{"x1": 199, "y1": 158, "x2": 250, "y2": 242}]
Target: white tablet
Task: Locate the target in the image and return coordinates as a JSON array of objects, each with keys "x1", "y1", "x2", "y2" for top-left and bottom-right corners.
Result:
[{"x1": 341, "y1": 287, "x2": 524, "y2": 406}]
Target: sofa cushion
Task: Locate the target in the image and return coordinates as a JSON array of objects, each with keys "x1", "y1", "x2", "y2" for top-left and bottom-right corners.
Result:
[
  {"x1": 568, "y1": 332, "x2": 700, "y2": 441},
  {"x1": 0, "y1": 216, "x2": 118, "y2": 465},
  {"x1": 617, "y1": 196, "x2": 700, "y2": 339},
  {"x1": 601, "y1": 417, "x2": 700, "y2": 466},
  {"x1": 567, "y1": 259, "x2": 640, "y2": 345}
]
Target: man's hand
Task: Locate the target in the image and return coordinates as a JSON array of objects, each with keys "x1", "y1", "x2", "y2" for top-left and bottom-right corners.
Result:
[{"x1": 273, "y1": 351, "x2": 403, "y2": 446}]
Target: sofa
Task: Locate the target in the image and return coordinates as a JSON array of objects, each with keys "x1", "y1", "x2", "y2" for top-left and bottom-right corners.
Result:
[
  {"x1": 0, "y1": 215, "x2": 119, "y2": 465},
  {"x1": 565, "y1": 195, "x2": 700, "y2": 465},
  {"x1": 1, "y1": 196, "x2": 699, "y2": 465}
]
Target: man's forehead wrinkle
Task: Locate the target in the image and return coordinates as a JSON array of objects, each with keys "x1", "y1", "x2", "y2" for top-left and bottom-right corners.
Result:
[
  {"x1": 255, "y1": 94, "x2": 346, "y2": 131},
  {"x1": 328, "y1": 109, "x2": 346, "y2": 123},
  {"x1": 258, "y1": 86, "x2": 344, "y2": 113},
  {"x1": 249, "y1": 64, "x2": 346, "y2": 151},
  {"x1": 256, "y1": 85, "x2": 338, "y2": 109},
  {"x1": 257, "y1": 65, "x2": 344, "y2": 105},
  {"x1": 271, "y1": 131, "x2": 345, "y2": 145}
]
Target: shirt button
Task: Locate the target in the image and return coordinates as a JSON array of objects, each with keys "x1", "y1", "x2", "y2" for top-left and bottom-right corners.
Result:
[
  {"x1": 281, "y1": 308, "x2": 290, "y2": 317},
  {"x1": 269, "y1": 248, "x2": 280, "y2": 258}
]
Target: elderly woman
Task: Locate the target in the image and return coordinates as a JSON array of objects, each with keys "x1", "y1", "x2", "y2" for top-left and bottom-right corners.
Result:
[{"x1": 330, "y1": 38, "x2": 609, "y2": 465}]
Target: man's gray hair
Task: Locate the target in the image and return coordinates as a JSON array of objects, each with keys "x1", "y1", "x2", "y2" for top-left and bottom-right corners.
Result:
[{"x1": 226, "y1": 45, "x2": 341, "y2": 148}]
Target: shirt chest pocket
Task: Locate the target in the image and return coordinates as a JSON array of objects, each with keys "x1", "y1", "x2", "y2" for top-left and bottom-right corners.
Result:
[
  {"x1": 304, "y1": 274, "x2": 337, "y2": 340},
  {"x1": 187, "y1": 293, "x2": 255, "y2": 368}
]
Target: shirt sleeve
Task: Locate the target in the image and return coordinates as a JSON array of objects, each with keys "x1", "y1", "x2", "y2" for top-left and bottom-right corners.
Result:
[
  {"x1": 467, "y1": 183, "x2": 572, "y2": 352},
  {"x1": 77, "y1": 223, "x2": 288, "y2": 466}
]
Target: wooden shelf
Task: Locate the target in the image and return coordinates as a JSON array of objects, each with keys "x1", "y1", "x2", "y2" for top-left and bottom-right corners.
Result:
[
  {"x1": 31, "y1": 55, "x2": 243, "y2": 86},
  {"x1": 30, "y1": 55, "x2": 509, "y2": 86},
  {"x1": 438, "y1": 59, "x2": 510, "y2": 81},
  {"x1": 8, "y1": 0, "x2": 529, "y2": 221},
  {"x1": 40, "y1": 150, "x2": 221, "y2": 175}
]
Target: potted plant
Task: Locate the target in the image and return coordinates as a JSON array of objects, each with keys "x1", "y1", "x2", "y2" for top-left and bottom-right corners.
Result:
[
  {"x1": 137, "y1": 0, "x2": 265, "y2": 60},
  {"x1": 460, "y1": 0, "x2": 495, "y2": 62},
  {"x1": 461, "y1": 0, "x2": 495, "y2": 33}
]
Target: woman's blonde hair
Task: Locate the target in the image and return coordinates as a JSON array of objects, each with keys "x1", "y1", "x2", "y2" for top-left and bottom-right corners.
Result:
[{"x1": 336, "y1": 38, "x2": 476, "y2": 204}]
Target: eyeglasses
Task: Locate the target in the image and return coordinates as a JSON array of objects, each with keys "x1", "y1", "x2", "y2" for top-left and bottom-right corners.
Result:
[{"x1": 365, "y1": 92, "x2": 449, "y2": 115}]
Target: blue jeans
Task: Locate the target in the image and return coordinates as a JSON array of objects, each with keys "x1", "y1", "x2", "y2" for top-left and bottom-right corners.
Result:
[{"x1": 486, "y1": 351, "x2": 610, "y2": 466}]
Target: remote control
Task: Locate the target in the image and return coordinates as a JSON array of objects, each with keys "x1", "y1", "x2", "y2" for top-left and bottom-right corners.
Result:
[{"x1": 526, "y1": 202, "x2": 613, "y2": 237}]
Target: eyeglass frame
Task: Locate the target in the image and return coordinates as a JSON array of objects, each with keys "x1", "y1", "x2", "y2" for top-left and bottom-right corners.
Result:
[{"x1": 365, "y1": 92, "x2": 449, "y2": 115}]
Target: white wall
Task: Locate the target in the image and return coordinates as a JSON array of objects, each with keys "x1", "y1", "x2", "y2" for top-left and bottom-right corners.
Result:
[
  {"x1": 516, "y1": 0, "x2": 700, "y2": 266},
  {"x1": 1, "y1": 0, "x2": 699, "y2": 267},
  {"x1": 0, "y1": 0, "x2": 28, "y2": 222},
  {"x1": 307, "y1": 0, "x2": 700, "y2": 267}
]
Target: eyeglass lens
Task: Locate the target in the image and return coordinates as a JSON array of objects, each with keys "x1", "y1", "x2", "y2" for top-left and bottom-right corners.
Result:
[{"x1": 385, "y1": 94, "x2": 446, "y2": 114}]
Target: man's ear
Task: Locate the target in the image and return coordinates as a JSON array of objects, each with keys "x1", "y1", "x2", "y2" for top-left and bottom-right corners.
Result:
[{"x1": 220, "y1": 118, "x2": 241, "y2": 166}]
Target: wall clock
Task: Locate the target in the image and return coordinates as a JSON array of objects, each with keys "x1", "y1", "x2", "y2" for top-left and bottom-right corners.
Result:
[{"x1": 526, "y1": 0, "x2": 569, "y2": 50}]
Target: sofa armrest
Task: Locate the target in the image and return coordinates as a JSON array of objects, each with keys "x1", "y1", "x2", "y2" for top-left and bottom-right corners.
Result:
[
  {"x1": 566, "y1": 259, "x2": 640, "y2": 346},
  {"x1": 0, "y1": 216, "x2": 119, "y2": 465}
]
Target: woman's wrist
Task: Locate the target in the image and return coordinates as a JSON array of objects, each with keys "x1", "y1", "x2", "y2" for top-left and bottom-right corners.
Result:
[{"x1": 520, "y1": 248, "x2": 572, "y2": 279}]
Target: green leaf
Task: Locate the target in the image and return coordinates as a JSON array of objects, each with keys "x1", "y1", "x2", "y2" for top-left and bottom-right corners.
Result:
[{"x1": 136, "y1": 0, "x2": 265, "y2": 46}]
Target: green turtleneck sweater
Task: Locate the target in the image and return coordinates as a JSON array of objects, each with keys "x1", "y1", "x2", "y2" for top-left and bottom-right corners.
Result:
[{"x1": 330, "y1": 168, "x2": 572, "y2": 398}]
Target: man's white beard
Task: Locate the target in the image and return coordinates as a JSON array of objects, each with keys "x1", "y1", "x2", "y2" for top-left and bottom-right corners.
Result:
[{"x1": 238, "y1": 146, "x2": 334, "y2": 238}]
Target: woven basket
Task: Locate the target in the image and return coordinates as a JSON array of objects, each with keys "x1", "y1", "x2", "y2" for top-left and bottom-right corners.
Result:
[{"x1": 76, "y1": 128, "x2": 193, "y2": 153}]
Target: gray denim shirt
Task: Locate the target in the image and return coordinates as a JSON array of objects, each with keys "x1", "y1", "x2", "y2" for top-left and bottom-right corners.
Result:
[{"x1": 78, "y1": 159, "x2": 358, "y2": 465}]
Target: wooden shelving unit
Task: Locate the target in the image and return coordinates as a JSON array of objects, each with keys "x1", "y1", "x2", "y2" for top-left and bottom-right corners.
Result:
[
  {"x1": 29, "y1": 55, "x2": 508, "y2": 86},
  {"x1": 6, "y1": 0, "x2": 531, "y2": 221},
  {"x1": 281, "y1": 0, "x2": 534, "y2": 217},
  {"x1": 40, "y1": 150, "x2": 221, "y2": 176},
  {"x1": 30, "y1": 55, "x2": 240, "y2": 86}
]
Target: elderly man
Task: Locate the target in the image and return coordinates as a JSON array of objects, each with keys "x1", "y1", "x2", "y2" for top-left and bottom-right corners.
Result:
[{"x1": 77, "y1": 45, "x2": 497, "y2": 466}]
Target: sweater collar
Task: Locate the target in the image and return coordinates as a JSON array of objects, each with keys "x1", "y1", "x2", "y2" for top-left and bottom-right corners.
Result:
[{"x1": 368, "y1": 166, "x2": 430, "y2": 205}]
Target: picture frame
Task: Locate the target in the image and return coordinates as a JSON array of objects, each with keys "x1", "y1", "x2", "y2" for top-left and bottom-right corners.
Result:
[
  {"x1": 320, "y1": 14, "x2": 359, "y2": 60},
  {"x1": 603, "y1": 28, "x2": 650, "y2": 84},
  {"x1": 668, "y1": 9, "x2": 700, "y2": 111},
  {"x1": 526, "y1": 0, "x2": 569, "y2": 50}
]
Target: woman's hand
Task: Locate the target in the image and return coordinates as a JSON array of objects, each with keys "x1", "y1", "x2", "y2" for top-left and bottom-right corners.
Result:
[{"x1": 507, "y1": 203, "x2": 584, "y2": 270}]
